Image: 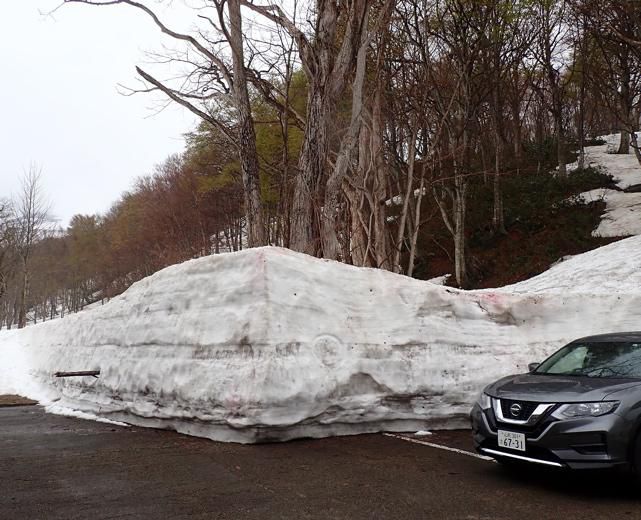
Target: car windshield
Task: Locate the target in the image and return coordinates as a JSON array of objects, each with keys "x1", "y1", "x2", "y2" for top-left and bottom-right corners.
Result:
[{"x1": 534, "y1": 341, "x2": 641, "y2": 378}]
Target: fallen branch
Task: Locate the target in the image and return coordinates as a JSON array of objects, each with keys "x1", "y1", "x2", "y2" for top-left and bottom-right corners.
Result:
[{"x1": 54, "y1": 370, "x2": 100, "y2": 378}]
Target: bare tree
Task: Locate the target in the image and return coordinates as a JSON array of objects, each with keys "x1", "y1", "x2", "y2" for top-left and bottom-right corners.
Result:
[
  {"x1": 424, "y1": 0, "x2": 495, "y2": 288},
  {"x1": 535, "y1": 0, "x2": 571, "y2": 176},
  {"x1": 483, "y1": 0, "x2": 536, "y2": 233},
  {"x1": 0, "y1": 200, "x2": 15, "y2": 302},
  {"x1": 63, "y1": 0, "x2": 268, "y2": 246},
  {"x1": 576, "y1": 0, "x2": 641, "y2": 161},
  {"x1": 14, "y1": 165, "x2": 50, "y2": 328}
]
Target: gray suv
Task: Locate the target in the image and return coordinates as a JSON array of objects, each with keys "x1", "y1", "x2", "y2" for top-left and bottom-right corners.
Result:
[{"x1": 471, "y1": 332, "x2": 641, "y2": 471}]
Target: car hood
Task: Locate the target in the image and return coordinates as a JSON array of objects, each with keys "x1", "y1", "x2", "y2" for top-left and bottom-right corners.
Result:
[{"x1": 484, "y1": 373, "x2": 641, "y2": 403}]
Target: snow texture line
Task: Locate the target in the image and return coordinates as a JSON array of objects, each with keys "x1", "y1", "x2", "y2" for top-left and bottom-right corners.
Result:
[{"x1": 383, "y1": 433, "x2": 495, "y2": 462}]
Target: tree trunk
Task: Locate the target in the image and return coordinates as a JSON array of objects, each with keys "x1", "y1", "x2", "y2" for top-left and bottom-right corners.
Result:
[
  {"x1": 393, "y1": 128, "x2": 418, "y2": 273},
  {"x1": 577, "y1": 13, "x2": 587, "y2": 170},
  {"x1": 407, "y1": 170, "x2": 425, "y2": 278},
  {"x1": 618, "y1": 66, "x2": 632, "y2": 155},
  {"x1": 370, "y1": 86, "x2": 392, "y2": 271},
  {"x1": 321, "y1": 10, "x2": 369, "y2": 260},
  {"x1": 343, "y1": 183, "x2": 364, "y2": 265},
  {"x1": 511, "y1": 66, "x2": 523, "y2": 166},
  {"x1": 347, "y1": 82, "x2": 392, "y2": 270},
  {"x1": 619, "y1": 130, "x2": 630, "y2": 154},
  {"x1": 630, "y1": 132, "x2": 641, "y2": 166},
  {"x1": 492, "y1": 148, "x2": 504, "y2": 233},
  {"x1": 291, "y1": 89, "x2": 328, "y2": 255},
  {"x1": 18, "y1": 258, "x2": 28, "y2": 329},
  {"x1": 556, "y1": 122, "x2": 568, "y2": 177},
  {"x1": 0, "y1": 272, "x2": 5, "y2": 302},
  {"x1": 541, "y1": 2, "x2": 566, "y2": 176},
  {"x1": 278, "y1": 93, "x2": 291, "y2": 249},
  {"x1": 289, "y1": 0, "x2": 371, "y2": 256},
  {"x1": 228, "y1": 0, "x2": 265, "y2": 247},
  {"x1": 453, "y1": 151, "x2": 468, "y2": 288},
  {"x1": 492, "y1": 84, "x2": 505, "y2": 234},
  {"x1": 577, "y1": 73, "x2": 586, "y2": 169},
  {"x1": 453, "y1": 198, "x2": 467, "y2": 288}
]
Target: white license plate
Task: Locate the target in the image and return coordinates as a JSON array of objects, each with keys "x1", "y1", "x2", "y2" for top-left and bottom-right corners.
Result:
[{"x1": 497, "y1": 430, "x2": 526, "y2": 452}]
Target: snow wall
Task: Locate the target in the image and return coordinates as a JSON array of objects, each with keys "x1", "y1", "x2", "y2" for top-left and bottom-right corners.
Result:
[{"x1": 1, "y1": 236, "x2": 641, "y2": 443}]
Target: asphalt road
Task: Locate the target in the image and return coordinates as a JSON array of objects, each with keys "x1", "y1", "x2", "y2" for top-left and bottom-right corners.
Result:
[{"x1": 1, "y1": 406, "x2": 641, "y2": 520}]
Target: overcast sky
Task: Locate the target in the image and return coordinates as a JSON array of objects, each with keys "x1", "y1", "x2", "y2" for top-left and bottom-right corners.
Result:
[{"x1": 1, "y1": 1, "x2": 196, "y2": 228}]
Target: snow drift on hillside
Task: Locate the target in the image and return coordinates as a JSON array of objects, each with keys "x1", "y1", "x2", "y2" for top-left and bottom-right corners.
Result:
[
  {"x1": 501, "y1": 234, "x2": 641, "y2": 294},
  {"x1": 584, "y1": 134, "x2": 641, "y2": 189},
  {"x1": 2, "y1": 239, "x2": 641, "y2": 443},
  {"x1": 574, "y1": 134, "x2": 641, "y2": 237},
  {"x1": 577, "y1": 189, "x2": 641, "y2": 237}
]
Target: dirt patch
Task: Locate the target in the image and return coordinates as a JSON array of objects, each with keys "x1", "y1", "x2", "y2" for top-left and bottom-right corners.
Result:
[{"x1": 0, "y1": 395, "x2": 37, "y2": 407}]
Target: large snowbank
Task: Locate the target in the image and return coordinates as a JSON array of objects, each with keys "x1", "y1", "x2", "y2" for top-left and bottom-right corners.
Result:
[{"x1": 2, "y1": 240, "x2": 641, "y2": 443}]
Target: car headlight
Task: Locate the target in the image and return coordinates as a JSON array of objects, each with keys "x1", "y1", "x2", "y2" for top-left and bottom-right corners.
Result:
[
  {"x1": 552, "y1": 401, "x2": 619, "y2": 419},
  {"x1": 476, "y1": 392, "x2": 492, "y2": 410}
]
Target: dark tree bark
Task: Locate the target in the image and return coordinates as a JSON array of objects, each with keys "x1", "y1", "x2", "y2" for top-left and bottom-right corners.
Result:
[
  {"x1": 228, "y1": 0, "x2": 265, "y2": 247},
  {"x1": 242, "y1": 0, "x2": 371, "y2": 256}
]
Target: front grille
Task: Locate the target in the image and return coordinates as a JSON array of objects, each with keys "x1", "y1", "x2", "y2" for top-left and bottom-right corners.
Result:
[
  {"x1": 500, "y1": 399, "x2": 539, "y2": 421},
  {"x1": 487, "y1": 406, "x2": 558, "y2": 437}
]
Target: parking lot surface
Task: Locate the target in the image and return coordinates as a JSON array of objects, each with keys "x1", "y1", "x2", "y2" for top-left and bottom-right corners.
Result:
[{"x1": 1, "y1": 405, "x2": 641, "y2": 519}]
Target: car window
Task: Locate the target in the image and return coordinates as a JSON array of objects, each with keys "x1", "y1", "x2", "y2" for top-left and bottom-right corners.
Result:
[
  {"x1": 535, "y1": 341, "x2": 641, "y2": 378},
  {"x1": 544, "y1": 345, "x2": 587, "y2": 374}
]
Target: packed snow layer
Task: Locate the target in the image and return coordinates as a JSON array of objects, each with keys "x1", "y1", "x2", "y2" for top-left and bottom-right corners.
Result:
[{"x1": 2, "y1": 242, "x2": 641, "y2": 443}]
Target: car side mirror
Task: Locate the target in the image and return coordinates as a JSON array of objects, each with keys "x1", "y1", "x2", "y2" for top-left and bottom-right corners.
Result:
[{"x1": 528, "y1": 362, "x2": 540, "y2": 372}]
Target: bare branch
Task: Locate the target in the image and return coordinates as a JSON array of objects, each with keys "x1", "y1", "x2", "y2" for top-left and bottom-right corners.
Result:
[
  {"x1": 238, "y1": 1, "x2": 315, "y2": 76},
  {"x1": 63, "y1": 0, "x2": 234, "y2": 85},
  {"x1": 135, "y1": 66, "x2": 238, "y2": 147}
]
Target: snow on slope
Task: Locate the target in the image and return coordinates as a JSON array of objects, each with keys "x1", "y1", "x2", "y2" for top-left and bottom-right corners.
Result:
[
  {"x1": 577, "y1": 188, "x2": 641, "y2": 237},
  {"x1": 2, "y1": 240, "x2": 641, "y2": 443},
  {"x1": 498, "y1": 234, "x2": 641, "y2": 294},
  {"x1": 575, "y1": 134, "x2": 641, "y2": 237},
  {"x1": 583, "y1": 134, "x2": 641, "y2": 189}
]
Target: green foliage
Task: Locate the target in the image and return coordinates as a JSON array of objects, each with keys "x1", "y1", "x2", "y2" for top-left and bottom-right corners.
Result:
[
  {"x1": 498, "y1": 166, "x2": 612, "y2": 234},
  {"x1": 182, "y1": 70, "x2": 308, "y2": 209},
  {"x1": 252, "y1": 71, "x2": 307, "y2": 206},
  {"x1": 465, "y1": 166, "x2": 614, "y2": 285}
]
